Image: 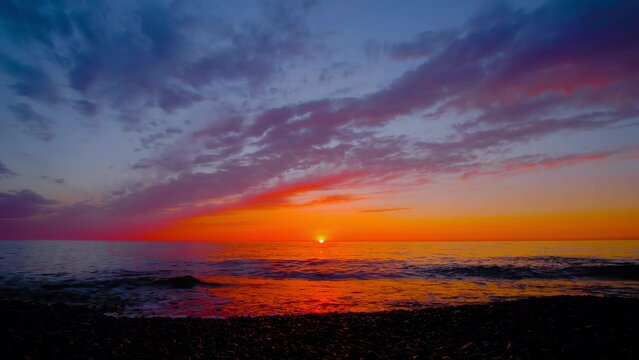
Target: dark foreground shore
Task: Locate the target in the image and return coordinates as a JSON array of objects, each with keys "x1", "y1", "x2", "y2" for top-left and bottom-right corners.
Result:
[{"x1": 1, "y1": 296, "x2": 638, "y2": 359}]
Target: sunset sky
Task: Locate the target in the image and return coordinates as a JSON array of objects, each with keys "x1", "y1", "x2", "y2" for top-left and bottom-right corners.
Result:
[{"x1": 0, "y1": 0, "x2": 638, "y2": 241}]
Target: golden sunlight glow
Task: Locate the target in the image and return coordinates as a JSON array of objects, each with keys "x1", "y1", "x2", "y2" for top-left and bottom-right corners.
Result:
[
  {"x1": 144, "y1": 207, "x2": 639, "y2": 242},
  {"x1": 317, "y1": 235, "x2": 326, "y2": 244}
]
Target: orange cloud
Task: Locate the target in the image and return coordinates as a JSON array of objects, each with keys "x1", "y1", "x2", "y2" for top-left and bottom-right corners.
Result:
[
  {"x1": 299, "y1": 194, "x2": 364, "y2": 207},
  {"x1": 360, "y1": 207, "x2": 410, "y2": 213},
  {"x1": 222, "y1": 172, "x2": 365, "y2": 211}
]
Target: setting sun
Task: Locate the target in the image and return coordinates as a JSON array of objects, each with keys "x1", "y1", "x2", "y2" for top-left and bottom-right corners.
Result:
[{"x1": 1, "y1": 1, "x2": 638, "y2": 358}]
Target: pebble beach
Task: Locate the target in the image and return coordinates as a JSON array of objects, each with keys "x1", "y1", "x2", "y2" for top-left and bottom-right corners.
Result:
[{"x1": 2, "y1": 296, "x2": 637, "y2": 359}]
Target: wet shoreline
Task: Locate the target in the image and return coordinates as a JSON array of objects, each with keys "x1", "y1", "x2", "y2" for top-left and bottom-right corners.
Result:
[
  {"x1": 2, "y1": 296, "x2": 638, "y2": 359},
  {"x1": 3, "y1": 240, "x2": 638, "y2": 317}
]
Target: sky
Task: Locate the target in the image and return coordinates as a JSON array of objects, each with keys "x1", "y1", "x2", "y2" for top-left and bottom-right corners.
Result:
[{"x1": 0, "y1": 0, "x2": 638, "y2": 241}]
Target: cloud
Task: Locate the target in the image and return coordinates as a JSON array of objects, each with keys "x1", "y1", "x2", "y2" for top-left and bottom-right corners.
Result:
[
  {"x1": 388, "y1": 30, "x2": 457, "y2": 60},
  {"x1": 360, "y1": 208, "x2": 410, "y2": 213},
  {"x1": 0, "y1": 0, "x2": 316, "y2": 132},
  {"x1": 460, "y1": 148, "x2": 628, "y2": 180},
  {"x1": 300, "y1": 194, "x2": 362, "y2": 207},
  {"x1": 419, "y1": 108, "x2": 638, "y2": 157},
  {"x1": 238, "y1": 176, "x2": 363, "y2": 209},
  {"x1": 168, "y1": 173, "x2": 366, "y2": 221},
  {"x1": 64, "y1": 0, "x2": 639, "y2": 216},
  {"x1": 297, "y1": 0, "x2": 636, "y2": 129},
  {"x1": 137, "y1": 127, "x2": 185, "y2": 151},
  {"x1": 0, "y1": 0, "x2": 73, "y2": 46},
  {"x1": 72, "y1": 100, "x2": 98, "y2": 117},
  {"x1": 157, "y1": 87, "x2": 203, "y2": 113},
  {"x1": 0, "y1": 189, "x2": 58, "y2": 219},
  {"x1": 0, "y1": 161, "x2": 17, "y2": 179},
  {"x1": 227, "y1": 0, "x2": 639, "y2": 175},
  {"x1": 8, "y1": 103, "x2": 55, "y2": 141},
  {"x1": 318, "y1": 62, "x2": 359, "y2": 83},
  {"x1": 1, "y1": 0, "x2": 638, "y2": 239},
  {"x1": 37, "y1": 175, "x2": 65, "y2": 185},
  {"x1": 0, "y1": 54, "x2": 59, "y2": 103}
]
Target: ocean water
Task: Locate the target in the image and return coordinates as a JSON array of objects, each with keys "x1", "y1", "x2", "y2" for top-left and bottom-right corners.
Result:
[{"x1": 0, "y1": 240, "x2": 637, "y2": 317}]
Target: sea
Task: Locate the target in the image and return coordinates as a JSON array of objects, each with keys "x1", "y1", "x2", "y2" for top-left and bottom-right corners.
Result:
[{"x1": 0, "y1": 240, "x2": 637, "y2": 318}]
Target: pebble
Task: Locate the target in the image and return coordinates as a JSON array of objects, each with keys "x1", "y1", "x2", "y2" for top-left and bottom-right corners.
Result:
[{"x1": 0, "y1": 296, "x2": 637, "y2": 359}]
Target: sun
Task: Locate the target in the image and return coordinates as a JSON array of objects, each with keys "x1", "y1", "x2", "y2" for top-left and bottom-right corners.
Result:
[{"x1": 316, "y1": 235, "x2": 326, "y2": 244}]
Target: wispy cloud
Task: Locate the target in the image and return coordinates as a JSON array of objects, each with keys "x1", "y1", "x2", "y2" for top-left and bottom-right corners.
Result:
[
  {"x1": 0, "y1": 0, "x2": 316, "y2": 130},
  {"x1": 360, "y1": 208, "x2": 410, "y2": 213},
  {"x1": 0, "y1": 161, "x2": 17, "y2": 179},
  {"x1": 8, "y1": 103, "x2": 55, "y2": 141},
  {"x1": 1, "y1": 0, "x2": 638, "y2": 239},
  {"x1": 460, "y1": 150, "x2": 620, "y2": 180}
]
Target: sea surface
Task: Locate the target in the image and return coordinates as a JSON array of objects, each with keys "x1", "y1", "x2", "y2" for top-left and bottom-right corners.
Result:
[{"x1": 1, "y1": 240, "x2": 638, "y2": 317}]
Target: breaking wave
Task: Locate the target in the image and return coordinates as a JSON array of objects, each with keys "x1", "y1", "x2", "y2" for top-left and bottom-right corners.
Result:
[
  {"x1": 37, "y1": 275, "x2": 224, "y2": 291},
  {"x1": 198, "y1": 257, "x2": 639, "y2": 281}
]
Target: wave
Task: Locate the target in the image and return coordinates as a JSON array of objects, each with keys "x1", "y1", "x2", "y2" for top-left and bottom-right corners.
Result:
[
  {"x1": 39, "y1": 275, "x2": 223, "y2": 290},
  {"x1": 4, "y1": 257, "x2": 638, "y2": 293},
  {"x1": 417, "y1": 263, "x2": 639, "y2": 281},
  {"x1": 199, "y1": 257, "x2": 639, "y2": 281}
]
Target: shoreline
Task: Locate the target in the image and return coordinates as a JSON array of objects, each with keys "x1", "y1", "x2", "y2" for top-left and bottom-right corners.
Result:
[{"x1": 1, "y1": 295, "x2": 638, "y2": 359}]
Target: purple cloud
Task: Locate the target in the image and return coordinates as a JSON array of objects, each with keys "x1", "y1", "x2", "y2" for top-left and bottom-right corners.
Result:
[
  {"x1": 459, "y1": 149, "x2": 621, "y2": 180},
  {"x1": 0, "y1": 190, "x2": 57, "y2": 219},
  {"x1": 37, "y1": 175, "x2": 65, "y2": 185},
  {"x1": 1, "y1": 0, "x2": 638, "y2": 239},
  {"x1": 157, "y1": 87, "x2": 203, "y2": 114},
  {"x1": 0, "y1": 0, "x2": 316, "y2": 132},
  {"x1": 0, "y1": 161, "x2": 16, "y2": 179},
  {"x1": 103, "y1": 0, "x2": 639, "y2": 220}
]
